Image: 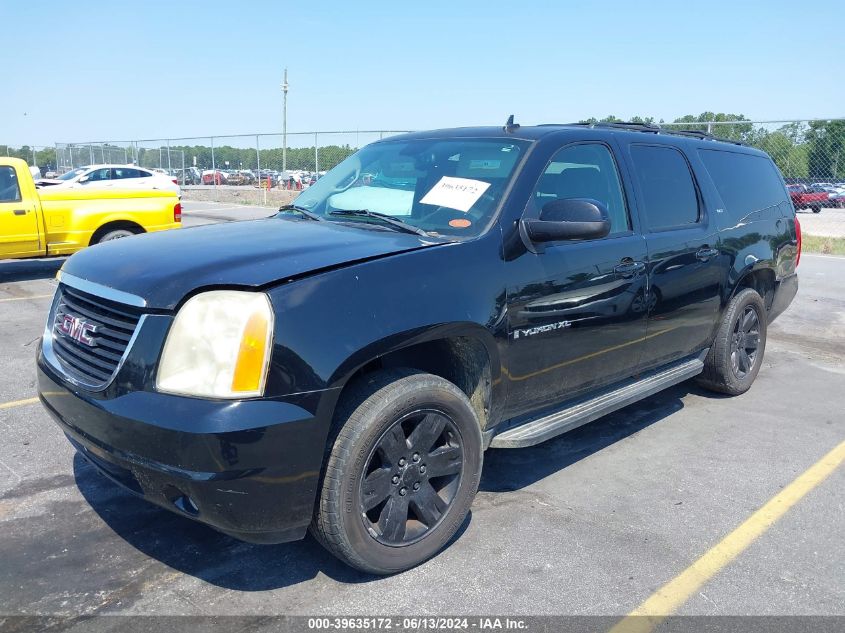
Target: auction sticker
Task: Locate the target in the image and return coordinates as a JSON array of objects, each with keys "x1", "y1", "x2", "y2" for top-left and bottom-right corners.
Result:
[{"x1": 420, "y1": 176, "x2": 491, "y2": 212}]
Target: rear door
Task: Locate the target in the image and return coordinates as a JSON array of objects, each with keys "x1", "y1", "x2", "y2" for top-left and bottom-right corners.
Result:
[
  {"x1": 112, "y1": 167, "x2": 143, "y2": 187},
  {"x1": 0, "y1": 164, "x2": 41, "y2": 257},
  {"x1": 504, "y1": 141, "x2": 649, "y2": 417},
  {"x1": 623, "y1": 142, "x2": 723, "y2": 371}
]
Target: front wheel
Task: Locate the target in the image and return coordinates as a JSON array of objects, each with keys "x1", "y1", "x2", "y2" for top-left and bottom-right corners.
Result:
[
  {"x1": 697, "y1": 288, "x2": 767, "y2": 395},
  {"x1": 311, "y1": 369, "x2": 483, "y2": 574}
]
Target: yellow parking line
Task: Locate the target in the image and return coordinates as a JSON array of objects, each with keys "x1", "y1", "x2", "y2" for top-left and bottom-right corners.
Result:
[
  {"x1": 0, "y1": 397, "x2": 39, "y2": 410},
  {"x1": 609, "y1": 438, "x2": 845, "y2": 633},
  {"x1": 0, "y1": 294, "x2": 52, "y2": 303}
]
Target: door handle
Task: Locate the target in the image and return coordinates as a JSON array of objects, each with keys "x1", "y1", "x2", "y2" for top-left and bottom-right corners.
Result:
[
  {"x1": 12, "y1": 209, "x2": 27, "y2": 215},
  {"x1": 614, "y1": 260, "x2": 646, "y2": 278},
  {"x1": 696, "y1": 247, "x2": 719, "y2": 261}
]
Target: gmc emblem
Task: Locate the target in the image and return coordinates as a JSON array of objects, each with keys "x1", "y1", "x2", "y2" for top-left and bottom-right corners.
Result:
[{"x1": 58, "y1": 314, "x2": 98, "y2": 347}]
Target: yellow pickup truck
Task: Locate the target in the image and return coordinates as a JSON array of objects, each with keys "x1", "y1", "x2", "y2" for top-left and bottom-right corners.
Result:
[{"x1": 0, "y1": 157, "x2": 181, "y2": 259}]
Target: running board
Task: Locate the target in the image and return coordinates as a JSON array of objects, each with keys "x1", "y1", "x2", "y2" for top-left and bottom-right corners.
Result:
[{"x1": 489, "y1": 356, "x2": 705, "y2": 449}]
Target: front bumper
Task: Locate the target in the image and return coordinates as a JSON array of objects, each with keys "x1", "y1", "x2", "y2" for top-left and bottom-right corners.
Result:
[{"x1": 37, "y1": 356, "x2": 332, "y2": 544}]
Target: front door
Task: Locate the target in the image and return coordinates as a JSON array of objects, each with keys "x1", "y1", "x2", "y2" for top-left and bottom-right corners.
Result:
[
  {"x1": 0, "y1": 165, "x2": 41, "y2": 258},
  {"x1": 624, "y1": 142, "x2": 723, "y2": 371},
  {"x1": 504, "y1": 142, "x2": 649, "y2": 418}
]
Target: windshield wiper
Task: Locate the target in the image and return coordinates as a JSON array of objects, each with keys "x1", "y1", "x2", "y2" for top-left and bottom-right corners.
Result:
[
  {"x1": 328, "y1": 209, "x2": 429, "y2": 236},
  {"x1": 278, "y1": 204, "x2": 324, "y2": 221}
]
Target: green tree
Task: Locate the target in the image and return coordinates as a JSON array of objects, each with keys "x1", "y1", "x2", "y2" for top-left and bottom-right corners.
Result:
[
  {"x1": 806, "y1": 120, "x2": 845, "y2": 179},
  {"x1": 672, "y1": 112, "x2": 755, "y2": 142}
]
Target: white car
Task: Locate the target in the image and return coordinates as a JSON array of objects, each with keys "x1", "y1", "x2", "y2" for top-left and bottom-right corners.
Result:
[{"x1": 37, "y1": 164, "x2": 181, "y2": 196}]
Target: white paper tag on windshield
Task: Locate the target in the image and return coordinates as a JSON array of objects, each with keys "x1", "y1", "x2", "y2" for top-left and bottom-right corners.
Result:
[{"x1": 419, "y1": 176, "x2": 491, "y2": 212}]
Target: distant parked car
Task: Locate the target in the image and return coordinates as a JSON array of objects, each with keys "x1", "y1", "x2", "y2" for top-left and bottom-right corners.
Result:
[
  {"x1": 201, "y1": 170, "x2": 227, "y2": 185},
  {"x1": 178, "y1": 167, "x2": 202, "y2": 185},
  {"x1": 787, "y1": 184, "x2": 829, "y2": 213},
  {"x1": 37, "y1": 164, "x2": 180, "y2": 195},
  {"x1": 226, "y1": 171, "x2": 255, "y2": 186}
]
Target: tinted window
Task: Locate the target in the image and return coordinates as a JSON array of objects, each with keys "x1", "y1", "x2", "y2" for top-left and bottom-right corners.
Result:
[
  {"x1": 630, "y1": 145, "x2": 699, "y2": 230},
  {"x1": 86, "y1": 168, "x2": 111, "y2": 181},
  {"x1": 529, "y1": 143, "x2": 630, "y2": 235},
  {"x1": 0, "y1": 166, "x2": 22, "y2": 202},
  {"x1": 113, "y1": 168, "x2": 145, "y2": 179},
  {"x1": 699, "y1": 150, "x2": 788, "y2": 222}
]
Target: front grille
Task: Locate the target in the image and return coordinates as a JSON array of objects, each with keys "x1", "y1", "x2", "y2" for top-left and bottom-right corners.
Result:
[{"x1": 50, "y1": 284, "x2": 142, "y2": 388}]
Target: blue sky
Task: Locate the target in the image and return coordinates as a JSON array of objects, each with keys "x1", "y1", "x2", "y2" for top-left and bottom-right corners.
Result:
[{"x1": 3, "y1": 0, "x2": 842, "y2": 146}]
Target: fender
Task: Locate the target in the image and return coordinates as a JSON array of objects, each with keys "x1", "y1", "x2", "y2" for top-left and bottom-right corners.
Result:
[
  {"x1": 714, "y1": 211, "x2": 795, "y2": 331},
  {"x1": 265, "y1": 231, "x2": 509, "y2": 425}
]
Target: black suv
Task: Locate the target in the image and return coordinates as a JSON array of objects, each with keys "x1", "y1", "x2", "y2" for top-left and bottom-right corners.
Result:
[{"x1": 37, "y1": 122, "x2": 799, "y2": 574}]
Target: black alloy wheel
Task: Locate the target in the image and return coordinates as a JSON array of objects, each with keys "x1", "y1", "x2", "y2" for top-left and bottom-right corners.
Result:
[
  {"x1": 360, "y1": 410, "x2": 464, "y2": 546},
  {"x1": 311, "y1": 369, "x2": 483, "y2": 574},
  {"x1": 697, "y1": 288, "x2": 768, "y2": 395},
  {"x1": 730, "y1": 305, "x2": 761, "y2": 379}
]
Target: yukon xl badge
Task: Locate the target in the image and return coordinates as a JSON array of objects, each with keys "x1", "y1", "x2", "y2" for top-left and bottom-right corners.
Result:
[
  {"x1": 512, "y1": 320, "x2": 572, "y2": 340},
  {"x1": 58, "y1": 314, "x2": 98, "y2": 347}
]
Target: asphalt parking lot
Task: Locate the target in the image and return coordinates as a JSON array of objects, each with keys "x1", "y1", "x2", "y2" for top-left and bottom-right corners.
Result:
[{"x1": 0, "y1": 211, "x2": 843, "y2": 619}]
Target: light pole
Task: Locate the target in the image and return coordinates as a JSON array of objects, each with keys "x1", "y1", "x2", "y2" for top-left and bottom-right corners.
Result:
[{"x1": 282, "y1": 67, "x2": 289, "y2": 172}]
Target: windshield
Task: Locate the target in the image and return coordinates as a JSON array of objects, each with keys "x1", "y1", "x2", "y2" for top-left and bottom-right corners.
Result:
[
  {"x1": 292, "y1": 138, "x2": 530, "y2": 238},
  {"x1": 57, "y1": 168, "x2": 88, "y2": 181}
]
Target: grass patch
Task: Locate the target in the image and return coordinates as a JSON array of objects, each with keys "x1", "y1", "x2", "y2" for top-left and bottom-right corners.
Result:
[{"x1": 802, "y1": 235, "x2": 845, "y2": 256}]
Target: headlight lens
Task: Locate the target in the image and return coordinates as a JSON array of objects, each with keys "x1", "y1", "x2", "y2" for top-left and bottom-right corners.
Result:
[{"x1": 157, "y1": 290, "x2": 273, "y2": 398}]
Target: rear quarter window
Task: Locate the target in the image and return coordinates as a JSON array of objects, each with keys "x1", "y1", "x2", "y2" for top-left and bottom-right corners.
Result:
[{"x1": 698, "y1": 149, "x2": 788, "y2": 223}]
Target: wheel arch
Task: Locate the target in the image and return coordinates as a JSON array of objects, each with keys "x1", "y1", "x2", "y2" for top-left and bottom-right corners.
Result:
[
  {"x1": 89, "y1": 220, "x2": 146, "y2": 245},
  {"x1": 327, "y1": 323, "x2": 501, "y2": 433},
  {"x1": 730, "y1": 265, "x2": 776, "y2": 312}
]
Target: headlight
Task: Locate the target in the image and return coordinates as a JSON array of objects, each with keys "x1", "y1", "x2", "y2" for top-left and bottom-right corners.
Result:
[{"x1": 157, "y1": 290, "x2": 274, "y2": 398}]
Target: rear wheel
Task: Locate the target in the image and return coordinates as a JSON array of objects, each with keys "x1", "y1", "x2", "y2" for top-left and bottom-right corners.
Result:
[
  {"x1": 96, "y1": 229, "x2": 135, "y2": 243},
  {"x1": 311, "y1": 369, "x2": 482, "y2": 574},
  {"x1": 697, "y1": 288, "x2": 767, "y2": 395}
]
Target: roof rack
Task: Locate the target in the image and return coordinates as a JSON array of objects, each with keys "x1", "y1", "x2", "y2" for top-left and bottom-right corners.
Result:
[
  {"x1": 668, "y1": 129, "x2": 714, "y2": 139},
  {"x1": 582, "y1": 121, "x2": 662, "y2": 133},
  {"x1": 537, "y1": 121, "x2": 748, "y2": 146}
]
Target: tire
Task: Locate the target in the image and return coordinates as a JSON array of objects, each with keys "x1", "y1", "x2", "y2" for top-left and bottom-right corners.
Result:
[
  {"x1": 812, "y1": 206, "x2": 822, "y2": 214},
  {"x1": 311, "y1": 369, "x2": 483, "y2": 574},
  {"x1": 697, "y1": 288, "x2": 767, "y2": 395},
  {"x1": 97, "y1": 229, "x2": 135, "y2": 243}
]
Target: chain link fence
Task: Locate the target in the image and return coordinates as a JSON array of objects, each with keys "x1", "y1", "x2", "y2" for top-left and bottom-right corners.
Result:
[
  {"x1": 51, "y1": 131, "x2": 410, "y2": 203},
  {"x1": 6, "y1": 120, "x2": 844, "y2": 205},
  {"x1": 659, "y1": 119, "x2": 845, "y2": 186}
]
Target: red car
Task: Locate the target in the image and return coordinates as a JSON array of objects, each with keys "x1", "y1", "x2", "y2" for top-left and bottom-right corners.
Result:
[
  {"x1": 201, "y1": 170, "x2": 227, "y2": 185},
  {"x1": 786, "y1": 184, "x2": 829, "y2": 213}
]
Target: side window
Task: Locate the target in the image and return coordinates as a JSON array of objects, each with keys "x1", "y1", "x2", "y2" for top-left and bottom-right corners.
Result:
[
  {"x1": 87, "y1": 168, "x2": 111, "y2": 182},
  {"x1": 113, "y1": 168, "x2": 142, "y2": 179},
  {"x1": 529, "y1": 143, "x2": 630, "y2": 236},
  {"x1": 0, "y1": 166, "x2": 22, "y2": 202},
  {"x1": 698, "y1": 150, "x2": 788, "y2": 222},
  {"x1": 629, "y1": 145, "x2": 699, "y2": 231}
]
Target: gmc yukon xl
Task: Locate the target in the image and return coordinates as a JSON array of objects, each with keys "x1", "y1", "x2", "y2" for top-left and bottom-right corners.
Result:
[{"x1": 37, "y1": 122, "x2": 799, "y2": 574}]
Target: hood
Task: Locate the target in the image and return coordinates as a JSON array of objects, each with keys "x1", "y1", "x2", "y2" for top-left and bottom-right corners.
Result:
[{"x1": 61, "y1": 218, "x2": 439, "y2": 310}]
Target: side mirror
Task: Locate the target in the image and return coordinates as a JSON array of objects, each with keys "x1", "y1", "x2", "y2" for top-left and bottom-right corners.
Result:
[
  {"x1": 521, "y1": 198, "x2": 611, "y2": 246},
  {"x1": 77, "y1": 175, "x2": 90, "y2": 183}
]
